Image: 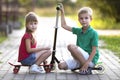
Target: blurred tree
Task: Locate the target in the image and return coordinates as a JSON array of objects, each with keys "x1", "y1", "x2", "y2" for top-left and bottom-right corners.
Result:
[
  {"x1": 18, "y1": 0, "x2": 30, "y2": 6},
  {"x1": 0, "y1": 0, "x2": 2, "y2": 24},
  {"x1": 58, "y1": 0, "x2": 76, "y2": 14},
  {"x1": 18, "y1": 0, "x2": 35, "y2": 12},
  {"x1": 17, "y1": 0, "x2": 120, "y2": 23},
  {"x1": 106, "y1": 0, "x2": 120, "y2": 23},
  {"x1": 85, "y1": 0, "x2": 120, "y2": 23}
]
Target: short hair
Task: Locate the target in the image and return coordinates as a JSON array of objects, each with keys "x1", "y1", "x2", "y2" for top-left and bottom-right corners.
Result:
[
  {"x1": 78, "y1": 7, "x2": 93, "y2": 17},
  {"x1": 25, "y1": 12, "x2": 38, "y2": 25}
]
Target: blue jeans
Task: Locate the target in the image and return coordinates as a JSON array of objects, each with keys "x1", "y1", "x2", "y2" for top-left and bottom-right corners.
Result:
[{"x1": 21, "y1": 53, "x2": 36, "y2": 66}]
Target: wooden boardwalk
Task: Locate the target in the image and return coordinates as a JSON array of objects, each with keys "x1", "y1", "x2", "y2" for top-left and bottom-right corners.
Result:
[{"x1": 0, "y1": 17, "x2": 120, "y2": 80}]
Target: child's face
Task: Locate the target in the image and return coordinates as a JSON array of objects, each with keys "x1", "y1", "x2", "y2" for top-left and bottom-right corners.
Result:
[
  {"x1": 26, "y1": 21, "x2": 38, "y2": 32},
  {"x1": 78, "y1": 13, "x2": 92, "y2": 27}
]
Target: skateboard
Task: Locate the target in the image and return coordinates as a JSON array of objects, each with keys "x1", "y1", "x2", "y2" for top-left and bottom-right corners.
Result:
[
  {"x1": 8, "y1": 62, "x2": 52, "y2": 74},
  {"x1": 71, "y1": 62, "x2": 105, "y2": 74}
]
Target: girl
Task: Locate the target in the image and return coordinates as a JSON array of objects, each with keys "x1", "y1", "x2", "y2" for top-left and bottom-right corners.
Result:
[{"x1": 18, "y1": 12, "x2": 51, "y2": 73}]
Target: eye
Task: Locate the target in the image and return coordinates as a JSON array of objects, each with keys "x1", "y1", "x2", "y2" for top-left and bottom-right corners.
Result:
[
  {"x1": 85, "y1": 17, "x2": 88, "y2": 19},
  {"x1": 79, "y1": 17, "x2": 83, "y2": 20},
  {"x1": 34, "y1": 22, "x2": 37, "y2": 25}
]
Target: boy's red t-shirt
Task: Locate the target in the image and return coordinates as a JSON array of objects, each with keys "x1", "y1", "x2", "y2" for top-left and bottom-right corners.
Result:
[{"x1": 18, "y1": 33, "x2": 36, "y2": 62}]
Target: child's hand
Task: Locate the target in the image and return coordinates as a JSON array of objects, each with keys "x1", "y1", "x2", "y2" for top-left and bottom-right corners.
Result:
[
  {"x1": 44, "y1": 47, "x2": 51, "y2": 50},
  {"x1": 40, "y1": 46, "x2": 50, "y2": 50},
  {"x1": 80, "y1": 61, "x2": 89, "y2": 72},
  {"x1": 58, "y1": 3, "x2": 64, "y2": 13}
]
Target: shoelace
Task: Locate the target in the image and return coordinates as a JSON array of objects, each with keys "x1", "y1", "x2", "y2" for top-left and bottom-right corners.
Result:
[{"x1": 38, "y1": 67, "x2": 44, "y2": 71}]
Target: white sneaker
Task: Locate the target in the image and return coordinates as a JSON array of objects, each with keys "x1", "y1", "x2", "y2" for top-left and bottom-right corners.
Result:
[
  {"x1": 38, "y1": 66, "x2": 46, "y2": 73},
  {"x1": 29, "y1": 64, "x2": 45, "y2": 73}
]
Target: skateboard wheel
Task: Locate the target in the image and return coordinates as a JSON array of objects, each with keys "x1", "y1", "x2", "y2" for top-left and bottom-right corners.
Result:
[
  {"x1": 45, "y1": 68, "x2": 51, "y2": 73},
  {"x1": 13, "y1": 66, "x2": 20, "y2": 74},
  {"x1": 13, "y1": 68, "x2": 19, "y2": 74},
  {"x1": 44, "y1": 65, "x2": 51, "y2": 73}
]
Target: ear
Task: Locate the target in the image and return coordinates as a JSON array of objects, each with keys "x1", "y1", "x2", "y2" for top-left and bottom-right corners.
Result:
[{"x1": 90, "y1": 16, "x2": 92, "y2": 21}]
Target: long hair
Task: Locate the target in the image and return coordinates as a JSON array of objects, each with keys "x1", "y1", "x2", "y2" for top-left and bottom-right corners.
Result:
[
  {"x1": 25, "y1": 12, "x2": 38, "y2": 45},
  {"x1": 25, "y1": 12, "x2": 38, "y2": 33}
]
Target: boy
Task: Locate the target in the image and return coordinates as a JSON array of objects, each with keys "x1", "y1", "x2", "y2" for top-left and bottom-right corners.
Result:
[{"x1": 58, "y1": 4, "x2": 99, "y2": 75}]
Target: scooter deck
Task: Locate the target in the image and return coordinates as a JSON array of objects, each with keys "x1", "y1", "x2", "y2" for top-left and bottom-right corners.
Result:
[{"x1": 71, "y1": 64, "x2": 105, "y2": 74}]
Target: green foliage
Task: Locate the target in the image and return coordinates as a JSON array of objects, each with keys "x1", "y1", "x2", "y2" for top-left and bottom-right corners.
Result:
[
  {"x1": 0, "y1": 36, "x2": 7, "y2": 43},
  {"x1": 67, "y1": 14, "x2": 120, "y2": 29},
  {"x1": 18, "y1": 0, "x2": 34, "y2": 12},
  {"x1": 99, "y1": 35, "x2": 120, "y2": 58},
  {"x1": 34, "y1": 7, "x2": 56, "y2": 16},
  {"x1": 3, "y1": 0, "x2": 120, "y2": 30},
  {"x1": 18, "y1": 0, "x2": 31, "y2": 6},
  {"x1": 86, "y1": 0, "x2": 120, "y2": 22},
  {"x1": 36, "y1": 0, "x2": 56, "y2": 7},
  {"x1": 17, "y1": 0, "x2": 120, "y2": 22},
  {"x1": 91, "y1": 18, "x2": 117, "y2": 29},
  {"x1": 19, "y1": 16, "x2": 25, "y2": 29},
  {"x1": 0, "y1": 61, "x2": 2, "y2": 64}
]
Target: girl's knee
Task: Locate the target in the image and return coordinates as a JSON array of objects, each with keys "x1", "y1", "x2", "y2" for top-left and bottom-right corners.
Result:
[
  {"x1": 47, "y1": 50, "x2": 52, "y2": 56},
  {"x1": 43, "y1": 50, "x2": 51, "y2": 57}
]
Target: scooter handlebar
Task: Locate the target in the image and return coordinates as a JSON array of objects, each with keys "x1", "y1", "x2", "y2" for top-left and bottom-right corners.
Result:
[{"x1": 56, "y1": 4, "x2": 61, "y2": 10}]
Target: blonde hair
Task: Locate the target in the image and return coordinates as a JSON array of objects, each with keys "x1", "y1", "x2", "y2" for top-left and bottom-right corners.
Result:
[
  {"x1": 25, "y1": 12, "x2": 38, "y2": 32},
  {"x1": 25, "y1": 12, "x2": 38, "y2": 25},
  {"x1": 78, "y1": 7, "x2": 93, "y2": 17}
]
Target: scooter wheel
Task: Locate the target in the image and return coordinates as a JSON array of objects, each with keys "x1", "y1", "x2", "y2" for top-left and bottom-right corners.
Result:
[{"x1": 95, "y1": 64, "x2": 105, "y2": 74}]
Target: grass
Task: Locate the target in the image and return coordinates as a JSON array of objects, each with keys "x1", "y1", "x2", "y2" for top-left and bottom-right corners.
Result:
[
  {"x1": 0, "y1": 36, "x2": 7, "y2": 43},
  {"x1": 99, "y1": 35, "x2": 120, "y2": 58}
]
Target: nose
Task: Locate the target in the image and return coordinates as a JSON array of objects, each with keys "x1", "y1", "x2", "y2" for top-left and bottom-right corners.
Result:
[
  {"x1": 31, "y1": 24, "x2": 36, "y2": 29},
  {"x1": 32, "y1": 23, "x2": 36, "y2": 27},
  {"x1": 31, "y1": 24, "x2": 34, "y2": 27},
  {"x1": 82, "y1": 18, "x2": 86, "y2": 22}
]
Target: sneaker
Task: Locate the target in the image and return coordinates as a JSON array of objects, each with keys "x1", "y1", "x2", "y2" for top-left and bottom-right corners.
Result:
[
  {"x1": 38, "y1": 66, "x2": 46, "y2": 73},
  {"x1": 79, "y1": 67, "x2": 92, "y2": 75},
  {"x1": 29, "y1": 64, "x2": 45, "y2": 73}
]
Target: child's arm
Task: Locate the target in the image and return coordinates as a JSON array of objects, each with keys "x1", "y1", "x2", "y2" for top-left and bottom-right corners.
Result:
[
  {"x1": 88, "y1": 46, "x2": 96, "y2": 63},
  {"x1": 60, "y1": 4, "x2": 72, "y2": 32},
  {"x1": 25, "y1": 39, "x2": 50, "y2": 53},
  {"x1": 81, "y1": 46, "x2": 96, "y2": 71}
]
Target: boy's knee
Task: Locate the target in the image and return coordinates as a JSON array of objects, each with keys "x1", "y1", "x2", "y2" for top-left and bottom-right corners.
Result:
[
  {"x1": 58, "y1": 61, "x2": 68, "y2": 70},
  {"x1": 67, "y1": 44, "x2": 77, "y2": 51}
]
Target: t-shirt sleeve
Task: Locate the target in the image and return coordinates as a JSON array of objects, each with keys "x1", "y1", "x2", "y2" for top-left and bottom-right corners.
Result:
[
  {"x1": 72, "y1": 27, "x2": 81, "y2": 35},
  {"x1": 91, "y1": 31, "x2": 98, "y2": 47},
  {"x1": 23, "y1": 33, "x2": 31, "y2": 39}
]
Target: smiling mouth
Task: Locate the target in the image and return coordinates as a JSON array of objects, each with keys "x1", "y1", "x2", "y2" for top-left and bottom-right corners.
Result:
[
  {"x1": 83, "y1": 23, "x2": 86, "y2": 24},
  {"x1": 82, "y1": 23, "x2": 86, "y2": 25}
]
